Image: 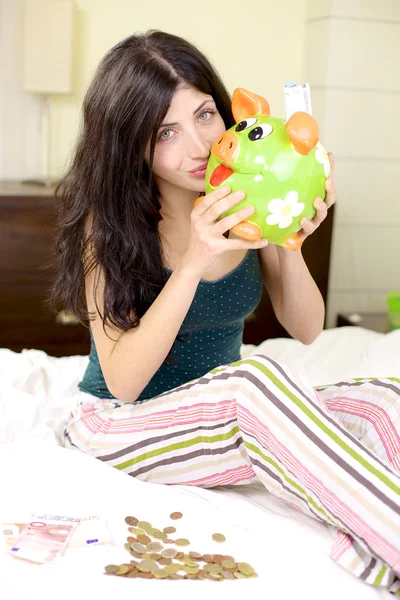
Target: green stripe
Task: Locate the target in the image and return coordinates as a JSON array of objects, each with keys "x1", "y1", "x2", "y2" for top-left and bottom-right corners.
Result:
[
  {"x1": 114, "y1": 425, "x2": 241, "y2": 470},
  {"x1": 373, "y1": 564, "x2": 387, "y2": 585},
  {"x1": 236, "y1": 357, "x2": 400, "y2": 496},
  {"x1": 244, "y1": 440, "x2": 337, "y2": 526}
]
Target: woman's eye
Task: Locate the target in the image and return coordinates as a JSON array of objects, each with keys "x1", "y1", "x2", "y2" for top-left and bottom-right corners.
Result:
[
  {"x1": 159, "y1": 129, "x2": 173, "y2": 141},
  {"x1": 199, "y1": 110, "x2": 216, "y2": 122}
]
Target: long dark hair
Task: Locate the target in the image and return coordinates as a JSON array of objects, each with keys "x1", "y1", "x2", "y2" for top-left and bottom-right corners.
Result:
[{"x1": 51, "y1": 30, "x2": 234, "y2": 339}]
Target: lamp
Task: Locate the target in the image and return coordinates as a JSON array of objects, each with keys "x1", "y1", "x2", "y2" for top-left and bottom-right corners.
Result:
[{"x1": 21, "y1": 0, "x2": 74, "y2": 187}]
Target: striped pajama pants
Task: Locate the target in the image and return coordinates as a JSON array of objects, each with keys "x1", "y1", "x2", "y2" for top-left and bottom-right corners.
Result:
[{"x1": 63, "y1": 353, "x2": 400, "y2": 593}]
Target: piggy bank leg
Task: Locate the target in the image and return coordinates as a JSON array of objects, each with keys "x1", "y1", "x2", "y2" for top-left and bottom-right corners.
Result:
[
  {"x1": 230, "y1": 221, "x2": 261, "y2": 242},
  {"x1": 281, "y1": 233, "x2": 303, "y2": 251}
]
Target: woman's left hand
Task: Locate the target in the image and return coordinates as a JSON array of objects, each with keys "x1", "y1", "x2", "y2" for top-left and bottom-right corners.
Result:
[{"x1": 298, "y1": 152, "x2": 336, "y2": 242}]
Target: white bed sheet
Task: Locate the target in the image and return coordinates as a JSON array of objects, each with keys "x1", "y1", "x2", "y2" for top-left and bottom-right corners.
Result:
[{"x1": 1, "y1": 326, "x2": 399, "y2": 599}]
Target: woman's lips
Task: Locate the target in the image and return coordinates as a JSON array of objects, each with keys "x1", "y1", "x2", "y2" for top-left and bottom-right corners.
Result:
[{"x1": 210, "y1": 164, "x2": 234, "y2": 186}]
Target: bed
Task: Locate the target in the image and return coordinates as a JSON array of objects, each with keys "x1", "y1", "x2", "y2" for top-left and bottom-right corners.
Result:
[{"x1": 1, "y1": 325, "x2": 399, "y2": 600}]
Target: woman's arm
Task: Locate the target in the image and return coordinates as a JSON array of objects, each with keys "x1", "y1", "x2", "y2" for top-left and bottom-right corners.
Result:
[
  {"x1": 88, "y1": 262, "x2": 201, "y2": 403},
  {"x1": 258, "y1": 152, "x2": 336, "y2": 345},
  {"x1": 258, "y1": 244, "x2": 324, "y2": 344}
]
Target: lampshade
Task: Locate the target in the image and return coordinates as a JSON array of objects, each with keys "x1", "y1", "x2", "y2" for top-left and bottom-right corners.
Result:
[{"x1": 21, "y1": 0, "x2": 74, "y2": 95}]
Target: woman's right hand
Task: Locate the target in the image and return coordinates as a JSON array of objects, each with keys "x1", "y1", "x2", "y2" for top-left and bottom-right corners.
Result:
[{"x1": 179, "y1": 186, "x2": 268, "y2": 279}]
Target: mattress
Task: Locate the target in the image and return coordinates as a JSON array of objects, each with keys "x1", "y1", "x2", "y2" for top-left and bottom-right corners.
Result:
[{"x1": 1, "y1": 326, "x2": 398, "y2": 599}]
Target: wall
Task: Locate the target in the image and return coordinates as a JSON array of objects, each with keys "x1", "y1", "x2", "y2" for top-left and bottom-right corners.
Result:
[
  {"x1": 304, "y1": 0, "x2": 400, "y2": 326},
  {"x1": 50, "y1": 0, "x2": 308, "y2": 176}
]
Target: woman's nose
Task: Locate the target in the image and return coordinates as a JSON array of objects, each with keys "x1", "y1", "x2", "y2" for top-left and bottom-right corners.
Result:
[{"x1": 185, "y1": 131, "x2": 209, "y2": 158}]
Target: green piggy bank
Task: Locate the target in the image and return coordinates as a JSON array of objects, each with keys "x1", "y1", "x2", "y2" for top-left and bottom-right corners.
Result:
[{"x1": 204, "y1": 87, "x2": 330, "y2": 250}]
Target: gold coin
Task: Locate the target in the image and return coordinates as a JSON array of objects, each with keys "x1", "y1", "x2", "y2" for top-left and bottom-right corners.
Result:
[
  {"x1": 168, "y1": 573, "x2": 184, "y2": 580},
  {"x1": 146, "y1": 541, "x2": 163, "y2": 552},
  {"x1": 204, "y1": 563, "x2": 222, "y2": 574},
  {"x1": 137, "y1": 559, "x2": 156, "y2": 573},
  {"x1": 169, "y1": 512, "x2": 183, "y2": 520},
  {"x1": 161, "y1": 548, "x2": 178, "y2": 559},
  {"x1": 221, "y1": 559, "x2": 236, "y2": 570},
  {"x1": 152, "y1": 530, "x2": 168, "y2": 541},
  {"x1": 128, "y1": 527, "x2": 145, "y2": 536},
  {"x1": 175, "y1": 538, "x2": 189, "y2": 546},
  {"x1": 208, "y1": 572, "x2": 223, "y2": 580},
  {"x1": 152, "y1": 567, "x2": 169, "y2": 579},
  {"x1": 137, "y1": 534, "x2": 151, "y2": 545},
  {"x1": 234, "y1": 572, "x2": 247, "y2": 579},
  {"x1": 131, "y1": 543, "x2": 146, "y2": 554},
  {"x1": 237, "y1": 562, "x2": 255, "y2": 576},
  {"x1": 163, "y1": 526, "x2": 176, "y2": 534},
  {"x1": 137, "y1": 520, "x2": 152, "y2": 530},
  {"x1": 163, "y1": 563, "x2": 182, "y2": 575},
  {"x1": 184, "y1": 565, "x2": 199, "y2": 575},
  {"x1": 212, "y1": 533, "x2": 226, "y2": 543},
  {"x1": 117, "y1": 564, "x2": 131, "y2": 575},
  {"x1": 125, "y1": 516, "x2": 139, "y2": 526},
  {"x1": 104, "y1": 564, "x2": 119, "y2": 574}
]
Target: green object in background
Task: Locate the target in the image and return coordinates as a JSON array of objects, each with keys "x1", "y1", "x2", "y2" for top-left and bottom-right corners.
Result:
[{"x1": 387, "y1": 291, "x2": 400, "y2": 331}]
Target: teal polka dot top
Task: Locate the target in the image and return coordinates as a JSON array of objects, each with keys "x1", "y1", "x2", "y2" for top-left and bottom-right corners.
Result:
[{"x1": 78, "y1": 249, "x2": 264, "y2": 402}]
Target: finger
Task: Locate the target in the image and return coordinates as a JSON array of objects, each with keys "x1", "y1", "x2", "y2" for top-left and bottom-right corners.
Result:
[
  {"x1": 312, "y1": 197, "x2": 328, "y2": 224},
  {"x1": 300, "y1": 216, "x2": 317, "y2": 237},
  {"x1": 223, "y1": 237, "x2": 268, "y2": 251},
  {"x1": 215, "y1": 204, "x2": 255, "y2": 234},
  {"x1": 324, "y1": 178, "x2": 337, "y2": 208},
  {"x1": 193, "y1": 185, "x2": 231, "y2": 215},
  {"x1": 203, "y1": 190, "x2": 247, "y2": 223},
  {"x1": 328, "y1": 151, "x2": 335, "y2": 177}
]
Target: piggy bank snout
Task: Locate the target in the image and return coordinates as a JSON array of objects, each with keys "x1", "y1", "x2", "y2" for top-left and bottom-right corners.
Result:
[{"x1": 211, "y1": 130, "x2": 239, "y2": 164}]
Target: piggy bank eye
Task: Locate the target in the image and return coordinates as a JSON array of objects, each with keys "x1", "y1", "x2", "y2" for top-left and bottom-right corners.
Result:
[
  {"x1": 235, "y1": 118, "x2": 258, "y2": 132},
  {"x1": 248, "y1": 124, "x2": 273, "y2": 141}
]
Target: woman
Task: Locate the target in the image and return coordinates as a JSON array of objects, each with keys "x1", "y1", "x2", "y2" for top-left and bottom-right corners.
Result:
[{"x1": 52, "y1": 30, "x2": 400, "y2": 591}]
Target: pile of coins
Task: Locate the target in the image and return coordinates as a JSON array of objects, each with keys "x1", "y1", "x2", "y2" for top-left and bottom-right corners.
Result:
[{"x1": 104, "y1": 512, "x2": 257, "y2": 581}]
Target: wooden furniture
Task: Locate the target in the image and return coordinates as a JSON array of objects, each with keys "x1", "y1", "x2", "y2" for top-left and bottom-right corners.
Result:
[
  {"x1": 336, "y1": 312, "x2": 389, "y2": 334},
  {"x1": 0, "y1": 181, "x2": 335, "y2": 356},
  {"x1": 0, "y1": 182, "x2": 90, "y2": 356}
]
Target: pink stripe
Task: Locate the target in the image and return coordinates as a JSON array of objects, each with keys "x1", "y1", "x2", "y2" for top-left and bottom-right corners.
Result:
[
  {"x1": 237, "y1": 403, "x2": 400, "y2": 568},
  {"x1": 183, "y1": 464, "x2": 255, "y2": 487},
  {"x1": 79, "y1": 400, "x2": 236, "y2": 435},
  {"x1": 330, "y1": 531, "x2": 354, "y2": 560},
  {"x1": 325, "y1": 397, "x2": 400, "y2": 465}
]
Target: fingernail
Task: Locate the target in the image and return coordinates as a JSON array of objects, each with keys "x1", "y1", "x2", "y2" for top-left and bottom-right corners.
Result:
[{"x1": 315, "y1": 198, "x2": 324, "y2": 207}]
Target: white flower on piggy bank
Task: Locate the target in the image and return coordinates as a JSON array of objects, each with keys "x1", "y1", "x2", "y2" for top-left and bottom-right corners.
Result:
[{"x1": 266, "y1": 190, "x2": 305, "y2": 229}]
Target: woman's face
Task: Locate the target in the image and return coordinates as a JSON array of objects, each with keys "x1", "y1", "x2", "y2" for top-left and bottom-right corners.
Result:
[{"x1": 145, "y1": 85, "x2": 226, "y2": 194}]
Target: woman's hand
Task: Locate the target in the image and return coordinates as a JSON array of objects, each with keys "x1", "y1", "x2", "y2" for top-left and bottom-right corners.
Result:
[
  {"x1": 298, "y1": 152, "x2": 336, "y2": 242},
  {"x1": 179, "y1": 187, "x2": 268, "y2": 279}
]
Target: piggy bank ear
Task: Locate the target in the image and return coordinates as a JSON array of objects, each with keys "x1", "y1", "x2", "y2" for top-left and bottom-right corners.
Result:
[
  {"x1": 232, "y1": 88, "x2": 270, "y2": 123},
  {"x1": 286, "y1": 112, "x2": 319, "y2": 155}
]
